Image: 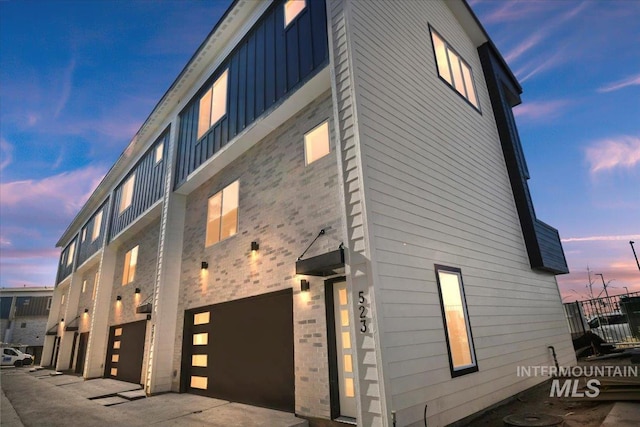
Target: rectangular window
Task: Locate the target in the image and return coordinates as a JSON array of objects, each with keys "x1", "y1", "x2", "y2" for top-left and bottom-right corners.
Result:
[
  {"x1": 206, "y1": 181, "x2": 239, "y2": 247},
  {"x1": 66, "y1": 242, "x2": 75, "y2": 267},
  {"x1": 61, "y1": 294, "x2": 65, "y2": 305},
  {"x1": 434, "y1": 265, "x2": 478, "y2": 377},
  {"x1": 304, "y1": 121, "x2": 330, "y2": 165},
  {"x1": 81, "y1": 227, "x2": 87, "y2": 242},
  {"x1": 284, "y1": 0, "x2": 306, "y2": 27},
  {"x1": 92, "y1": 210, "x2": 103, "y2": 242},
  {"x1": 430, "y1": 28, "x2": 479, "y2": 109},
  {"x1": 122, "y1": 246, "x2": 139, "y2": 285},
  {"x1": 47, "y1": 297, "x2": 52, "y2": 310},
  {"x1": 119, "y1": 174, "x2": 135, "y2": 214},
  {"x1": 197, "y1": 69, "x2": 229, "y2": 139},
  {"x1": 82, "y1": 280, "x2": 87, "y2": 293},
  {"x1": 155, "y1": 143, "x2": 163, "y2": 164}
]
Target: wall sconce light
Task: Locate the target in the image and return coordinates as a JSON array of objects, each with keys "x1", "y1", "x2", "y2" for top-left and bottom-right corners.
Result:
[
  {"x1": 135, "y1": 288, "x2": 141, "y2": 294},
  {"x1": 251, "y1": 241, "x2": 259, "y2": 252},
  {"x1": 116, "y1": 295, "x2": 122, "y2": 301},
  {"x1": 201, "y1": 261, "x2": 209, "y2": 270},
  {"x1": 84, "y1": 308, "x2": 89, "y2": 314},
  {"x1": 61, "y1": 318, "x2": 64, "y2": 322},
  {"x1": 300, "y1": 279, "x2": 310, "y2": 292}
]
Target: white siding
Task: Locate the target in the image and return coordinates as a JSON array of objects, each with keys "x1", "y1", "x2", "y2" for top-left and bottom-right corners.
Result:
[{"x1": 346, "y1": 1, "x2": 575, "y2": 425}]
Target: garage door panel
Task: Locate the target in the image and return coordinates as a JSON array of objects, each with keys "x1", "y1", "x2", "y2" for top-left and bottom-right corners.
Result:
[{"x1": 183, "y1": 289, "x2": 294, "y2": 412}]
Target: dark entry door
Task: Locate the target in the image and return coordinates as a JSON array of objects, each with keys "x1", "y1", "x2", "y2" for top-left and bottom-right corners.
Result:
[
  {"x1": 182, "y1": 288, "x2": 294, "y2": 412},
  {"x1": 75, "y1": 332, "x2": 89, "y2": 374},
  {"x1": 51, "y1": 336, "x2": 61, "y2": 368},
  {"x1": 104, "y1": 320, "x2": 146, "y2": 384}
]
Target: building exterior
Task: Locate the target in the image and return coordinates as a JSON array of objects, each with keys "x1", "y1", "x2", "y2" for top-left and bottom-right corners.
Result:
[
  {"x1": 43, "y1": 1, "x2": 574, "y2": 425},
  {"x1": 1, "y1": 287, "x2": 53, "y2": 364}
]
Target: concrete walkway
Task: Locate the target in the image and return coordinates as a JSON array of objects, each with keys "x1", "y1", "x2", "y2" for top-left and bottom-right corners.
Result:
[
  {"x1": 1, "y1": 367, "x2": 307, "y2": 426},
  {"x1": 600, "y1": 402, "x2": 640, "y2": 426}
]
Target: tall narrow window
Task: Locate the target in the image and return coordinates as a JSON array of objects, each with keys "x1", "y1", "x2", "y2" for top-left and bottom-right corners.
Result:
[
  {"x1": 66, "y1": 242, "x2": 75, "y2": 267},
  {"x1": 430, "y1": 28, "x2": 479, "y2": 109},
  {"x1": 197, "y1": 69, "x2": 229, "y2": 139},
  {"x1": 435, "y1": 265, "x2": 478, "y2": 377},
  {"x1": 119, "y1": 174, "x2": 135, "y2": 214},
  {"x1": 122, "y1": 245, "x2": 139, "y2": 285},
  {"x1": 82, "y1": 280, "x2": 87, "y2": 293},
  {"x1": 92, "y1": 210, "x2": 103, "y2": 242},
  {"x1": 284, "y1": 0, "x2": 306, "y2": 27},
  {"x1": 81, "y1": 227, "x2": 87, "y2": 242},
  {"x1": 155, "y1": 143, "x2": 163, "y2": 164},
  {"x1": 206, "y1": 181, "x2": 239, "y2": 247},
  {"x1": 304, "y1": 121, "x2": 330, "y2": 165}
]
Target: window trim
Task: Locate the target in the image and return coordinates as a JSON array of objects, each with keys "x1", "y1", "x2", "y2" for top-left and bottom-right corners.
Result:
[
  {"x1": 434, "y1": 264, "x2": 478, "y2": 378},
  {"x1": 429, "y1": 26, "x2": 481, "y2": 113}
]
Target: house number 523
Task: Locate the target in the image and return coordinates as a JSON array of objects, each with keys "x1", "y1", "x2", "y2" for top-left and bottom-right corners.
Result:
[{"x1": 358, "y1": 291, "x2": 368, "y2": 333}]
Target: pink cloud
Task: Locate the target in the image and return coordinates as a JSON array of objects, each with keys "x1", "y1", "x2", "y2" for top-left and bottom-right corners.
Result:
[
  {"x1": 597, "y1": 73, "x2": 640, "y2": 93},
  {"x1": 513, "y1": 99, "x2": 570, "y2": 120},
  {"x1": 585, "y1": 136, "x2": 640, "y2": 173},
  {"x1": 562, "y1": 234, "x2": 640, "y2": 243}
]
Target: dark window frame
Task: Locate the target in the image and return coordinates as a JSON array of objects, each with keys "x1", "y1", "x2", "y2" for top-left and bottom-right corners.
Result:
[{"x1": 434, "y1": 264, "x2": 479, "y2": 378}]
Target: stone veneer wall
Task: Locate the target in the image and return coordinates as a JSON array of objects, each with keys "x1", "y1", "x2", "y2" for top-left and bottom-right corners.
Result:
[{"x1": 172, "y1": 91, "x2": 343, "y2": 418}]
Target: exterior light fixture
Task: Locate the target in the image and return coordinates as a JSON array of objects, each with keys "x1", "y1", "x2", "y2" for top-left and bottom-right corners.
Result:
[
  {"x1": 61, "y1": 318, "x2": 64, "y2": 322},
  {"x1": 301, "y1": 279, "x2": 310, "y2": 292},
  {"x1": 251, "y1": 241, "x2": 259, "y2": 252},
  {"x1": 135, "y1": 288, "x2": 141, "y2": 294},
  {"x1": 201, "y1": 261, "x2": 209, "y2": 270},
  {"x1": 116, "y1": 295, "x2": 122, "y2": 301},
  {"x1": 84, "y1": 308, "x2": 89, "y2": 314}
]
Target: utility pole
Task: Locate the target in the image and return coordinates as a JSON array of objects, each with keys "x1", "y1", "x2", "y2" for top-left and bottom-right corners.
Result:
[
  {"x1": 595, "y1": 273, "x2": 610, "y2": 299},
  {"x1": 631, "y1": 241, "x2": 640, "y2": 271},
  {"x1": 586, "y1": 266, "x2": 595, "y2": 299}
]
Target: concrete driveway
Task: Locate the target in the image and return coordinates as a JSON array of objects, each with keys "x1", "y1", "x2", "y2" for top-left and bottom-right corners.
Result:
[{"x1": 1, "y1": 367, "x2": 307, "y2": 427}]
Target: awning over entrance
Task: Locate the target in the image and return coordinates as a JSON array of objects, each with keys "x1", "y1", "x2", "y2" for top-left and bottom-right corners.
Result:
[{"x1": 295, "y1": 247, "x2": 345, "y2": 277}]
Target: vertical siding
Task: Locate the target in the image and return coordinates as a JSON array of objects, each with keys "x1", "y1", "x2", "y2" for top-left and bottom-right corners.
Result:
[
  {"x1": 56, "y1": 237, "x2": 77, "y2": 285},
  {"x1": 109, "y1": 130, "x2": 169, "y2": 240},
  {"x1": 76, "y1": 200, "x2": 109, "y2": 267},
  {"x1": 174, "y1": 0, "x2": 329, "y2": 187},
  {"x1": 346, "y1": 1, "x2": 574, "y2": 425}
]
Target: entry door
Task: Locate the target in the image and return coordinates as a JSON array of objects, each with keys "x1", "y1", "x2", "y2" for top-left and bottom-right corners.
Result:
[
  {"x1": 75, "y1": 332, "x2": 89, "y2": 374},
  {"x1": 104, "y1": 320, "x2": 147, "y2": 384},
  {"x1": 333, "y1": 282, "x2": 357, "y2": 418},
  {"x1": 51, "y1": 336, "x2": 61, "y2": 367}
]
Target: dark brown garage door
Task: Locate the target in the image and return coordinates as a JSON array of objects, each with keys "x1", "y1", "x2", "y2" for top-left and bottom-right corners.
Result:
[
  {"x1": 104, "y1": 320, "x2": 147, "y2": 384},
  {"x1": 182, "y1": 288, "x2": 294, "y2": 412}
]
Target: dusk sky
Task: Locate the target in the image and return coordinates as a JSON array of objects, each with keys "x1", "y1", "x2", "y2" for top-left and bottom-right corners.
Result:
[{"x1": 1, "y1": 1, "x2": 638, "y2": 301}]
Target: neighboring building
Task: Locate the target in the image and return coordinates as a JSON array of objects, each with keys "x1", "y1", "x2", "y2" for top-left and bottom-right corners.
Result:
[
  {"x1": 1, "y1": 287, "x2": 53, "y2": 364},
  {"x1": 43, "y1": 1, "x2": 573, "y2": 425}
]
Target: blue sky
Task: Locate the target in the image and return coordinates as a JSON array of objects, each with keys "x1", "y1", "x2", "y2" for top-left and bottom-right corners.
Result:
[{"x1": 1, "y1": 1, "x2": 638, "y2": 300}]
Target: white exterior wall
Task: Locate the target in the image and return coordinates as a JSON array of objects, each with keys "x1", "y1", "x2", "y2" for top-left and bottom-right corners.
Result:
[{"x1": 341, "y1": 1, "x2": 575, "y2": 425}]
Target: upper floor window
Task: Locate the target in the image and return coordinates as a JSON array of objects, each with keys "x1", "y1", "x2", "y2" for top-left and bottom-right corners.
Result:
[
  {"x1": 122, "y1": 245, "x2": 139, "y2": 285},
  {"x1": 82, "y1": 280, "x2": 87, "y2": 293},
  {"x1": 197, "y1": 69, "x2": 229, "y2": 139},
  {"x1": 430, "y1": 28, "x2": 479, "y2": 109},
  {"x1": 155, "y1": 143, "x2": 164, "y2": 164},
  {"x1": 119, "y1": 174, "x2": 136, "y2": 214},
  {"x1": 92, "y1": 210, "x2": 103, "y2": 242},
  {"x1": 206, "y1": 181, "x2": 239, "y2": 247},
  {"x1": 304, "y1": 121, "x2": 330, "y2": 165},
  {"x1": 435, "y1": 265, "x2": 478, "y2": 377},
  {"x1": 46, "y1": 297, "x2": 52, "y2": 311},
  {"x1": 66, "y1": 242, "x2": 75, "y2": 267},
  {"x1": 81, "y1": 227, "x2": 87, "y2": 242},
  {"x1": 284, "y1": 0, "x2": 306, "y2": 27}
]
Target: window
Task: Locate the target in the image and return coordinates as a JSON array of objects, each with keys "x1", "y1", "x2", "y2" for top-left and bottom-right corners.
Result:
[
  {"x1": 46, "y1": 297, "x2": 52, "y2": 311},
  {"x1": 430, "y1": 28, "x2": 479, "y2": 109},
  {"x1": 155, "y1": 143, "x2": 163, "y2": 164},
  {"x1": 92, "y1": 210, "x2": 103, "y2": 242},
  {"x1": 304, "y1": 121, "x2": 330, "y2": 165},
  {"x1": 284, "y1": 0, "x2": 305, "y2": 27},
  {"x1": 66, "y1": 242, "x2": 75, "y2": 267},
  {"x1": 434, "y1": 265, "x2": 477, "y2": 377},
  {"x1": 81, "y1": 227, "x2": 87, "y2": 242},
  {"x1": 122, "y1": 246, "x2": 139, "y2": 285},
  {"x1": 197, "y1": 69, "x2": 229, "y2": 139},
  {"x1": 119, "y1": 174, "x2": 135, "y2": 214},
  {"x1": 206, "y1": 181, "x2": 239, "y2": 247},
  {"x1": 82, "y1": 280, "x2": 87, "y2": 293},
  {"x1": 61, "y1": 294, "x2": 65, "y2": 305}
]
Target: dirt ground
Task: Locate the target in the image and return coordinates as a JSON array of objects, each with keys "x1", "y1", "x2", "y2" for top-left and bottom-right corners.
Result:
[{"x1": 460, "y1": 355, "x2": 637, "y2": 426}]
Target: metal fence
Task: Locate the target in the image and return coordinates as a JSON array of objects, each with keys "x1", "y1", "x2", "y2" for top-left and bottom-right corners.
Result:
[{"x1": 564, "y1": 292, "x2": 640, "y2": 345}]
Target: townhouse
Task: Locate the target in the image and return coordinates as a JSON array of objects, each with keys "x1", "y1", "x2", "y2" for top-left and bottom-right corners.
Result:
[{"x1": 43, "y1": 1, "x2": 574, "y2": 425}]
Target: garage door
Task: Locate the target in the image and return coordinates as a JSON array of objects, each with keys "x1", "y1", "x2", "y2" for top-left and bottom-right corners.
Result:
[
  {"x1": 182, "y1": 288, "x2": 294, "y2": 412},
  {"x1": 104, "y1": 320, "x2": 147, "y2": 384}
]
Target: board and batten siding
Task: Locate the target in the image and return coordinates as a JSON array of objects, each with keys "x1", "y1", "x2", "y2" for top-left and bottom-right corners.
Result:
[
  {"x1": 346, "y1": 1, "x2": 574, "y2": 425},
  {"x1": 109, "y1": 130, "x2": 169, "y2": 240},
  {"x1": 77, "y1": 200, "x2": 109, "y2": 267},
  {"x1": 174, "y1": 0, "x2": 329, "y2": 188},
  {"x1": 56, "y1": 237, "x2": 78, "y2": 285}
]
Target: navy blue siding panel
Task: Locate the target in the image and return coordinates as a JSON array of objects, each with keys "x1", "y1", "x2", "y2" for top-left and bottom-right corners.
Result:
[
  {"x1": 76, "y1": 199, "x2": 109, "y2": 267},
  {"x1": 175, "y1": 0, "x2": 329, "y2": 187},
  {"x1": 56, "y1": 237, "x2": 78, "y2": 285},
  {"x1": 109, "y1": 129, "x2": 169, "y2": 240}
]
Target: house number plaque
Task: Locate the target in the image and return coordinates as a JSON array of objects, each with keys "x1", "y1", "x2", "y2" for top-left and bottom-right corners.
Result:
[{"x1": 358, "y1": 291, "x2": 368, "y2": 333}]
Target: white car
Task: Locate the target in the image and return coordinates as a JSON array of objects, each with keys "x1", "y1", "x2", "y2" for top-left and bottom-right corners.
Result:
[
  {"x1": 1, "y1": 347, "x2": 34, "y2": 367},
  {"x1": 587, "y1": 312, "x2": 633, "y2": 343}
]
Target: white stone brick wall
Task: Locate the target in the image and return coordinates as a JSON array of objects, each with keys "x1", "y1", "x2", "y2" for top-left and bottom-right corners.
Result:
[{"x1": 9, "y1": 317, "x2": 48, "y2": 347}]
